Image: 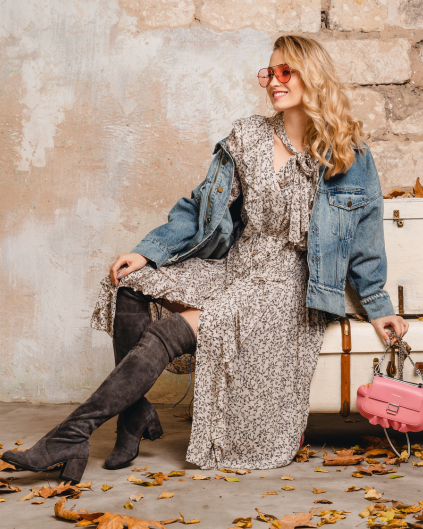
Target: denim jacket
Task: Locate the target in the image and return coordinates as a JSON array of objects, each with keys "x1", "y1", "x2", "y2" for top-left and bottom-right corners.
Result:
[{"x1": 132, "y1": 135, "x2": 395, "y2": 321}]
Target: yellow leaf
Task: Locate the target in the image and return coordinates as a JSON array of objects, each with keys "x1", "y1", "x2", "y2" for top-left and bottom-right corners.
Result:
[
  {"x1": 167, "y1": 470, "x2": 186, "y2": 477},
  {"x1": 101, "y1": 484, "x2": 114, "y2": 491},
  {"x1": 389, "y1": 474, "x2": 404, "y2": 479},
  {"x1": 219, "y1": 468, "x2": 235, "y2": 473},
  {"x1": 129, "y1": 493, "x2": 144, "y2": 502},
  {"x1": 124, "y1": 502, "x2": 133, "y2": 509},
  {"x1": 32, "y1": 499, "x2": 46, "y2": 504},
  {"x1": 180, "y1": 512, "x2": 200, "y2": 524},
  {"x1": 359, "y1": 505, "x2": 375, "y2": 518},
  {"x1": 315, "y1": 467, "x2": 329, "y2": 473},
  {"x1": 132, "y1": 466, "x2": 148, "y2": 471},
  {"x1": 127, "y1": 475, "x2": 153, "y2": 486},
  {"x1": 260, "y1": 475, "x2": 266, "y2": 478},
  {"x1": 345, "y1": 486, "x2": 363, "y2": 492},
  {"x1": 364, "y1": 487, "x2": 383, "y2": 501},
  {"x1": 281, "y1": 485, "x2": 296, "y2": 491},
  {"x1": 19, "y1": 491, "x2": 35, "y2": 501},
  {"x1": 413, "y1": 461, "x2": 423, "y2": 467},
  {"x1": 313, "y1": 487, "x2": 327, "y2": 494},
  {"x1": 0, "y1": 498, "x2": 5, "y2": 503},
  {"x1": 15, "y1": 440, "x2": 23, "y2": 446},
  {"x1": 280, "y1": 475, "x2": 294, "y2": 481},
  {"x1": 189, "y1": 474, "x2": 210, "y2": 480},
  {"x1": 263, "y1": 492, "x2": 279, "y2": 495},
  {"x1": 158, "y1": 492, "x2": 174, "y2": 499},
  {"x1": 225, "y1": 477, "x2": 240, "y2": 482},
  {"x1": 75, "y1": 482, "x2": 92, "y2": 489},
  {"x1": 160, "y1": 518, "x2": 181, "y2": 525}
]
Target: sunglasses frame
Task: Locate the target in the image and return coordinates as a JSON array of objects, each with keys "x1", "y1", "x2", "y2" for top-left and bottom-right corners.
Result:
[{"x1": 257, "y1": 63, "x2": 297, "y2": 88}]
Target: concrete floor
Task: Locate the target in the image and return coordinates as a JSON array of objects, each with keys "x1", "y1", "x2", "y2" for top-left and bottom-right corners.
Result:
[{"x1": 1, "y1": 402, "x2": 423, "y2": 529}]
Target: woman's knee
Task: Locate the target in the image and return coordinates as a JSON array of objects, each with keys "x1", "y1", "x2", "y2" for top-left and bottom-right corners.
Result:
[{"x1": 180, "y1": 309, "x2": 202, "y2": 338}]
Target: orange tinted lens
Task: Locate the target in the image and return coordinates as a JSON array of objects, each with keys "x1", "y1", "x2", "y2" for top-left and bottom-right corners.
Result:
[
  {"x1": 258, "y1": 68, "x2": 271, "y2": 87},
  {"x1": 274, "y1": 64, "x2": 291, "y2": 83}
]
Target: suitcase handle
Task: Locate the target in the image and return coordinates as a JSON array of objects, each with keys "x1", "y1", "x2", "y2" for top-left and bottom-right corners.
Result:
[{"x1": 339, "y1": 317, "x2": 351, "y2": 417}]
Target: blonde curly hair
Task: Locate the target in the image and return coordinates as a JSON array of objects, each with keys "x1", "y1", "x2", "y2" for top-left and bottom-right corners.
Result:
[{"x1": 272, "y1": 35, "x2": 370, "y2": 179}]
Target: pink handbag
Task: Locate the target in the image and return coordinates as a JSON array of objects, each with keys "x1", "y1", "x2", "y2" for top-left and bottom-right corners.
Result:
[{"x1": 357, "y1": 332, "x2": 423, "y2": 457}]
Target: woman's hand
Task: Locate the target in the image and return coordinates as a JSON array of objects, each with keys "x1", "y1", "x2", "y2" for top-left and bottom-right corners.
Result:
[
  {"x1": 370, "y1": 314, "x2": 409, "y2": 345},
  {"x1": 109, "y1": 253, "x2": 149, "y2": 287}
]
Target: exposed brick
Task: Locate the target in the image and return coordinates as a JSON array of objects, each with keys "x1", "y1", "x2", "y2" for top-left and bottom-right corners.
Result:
[
  {"x1": 328, "y1": 0, "x2": 388, "y2": 32},
  {"x1": 389, "y1": 109, "x2": 423, "y2": 134},
  {"x1": 324, "y1": 39, "x2": 412, "y2": 84},
  {"x1": 369, "y1": 141, "x2": 423, "y2": 193},
  {"x1": 200, "y1": 0, "x2": 321, "y2": 33},
  {"x1": 347, "y1": 87, "x2": 386, "y2": 134},
  {"x1": 119, "y1": 0, "x2": 195, "y2": 27}
]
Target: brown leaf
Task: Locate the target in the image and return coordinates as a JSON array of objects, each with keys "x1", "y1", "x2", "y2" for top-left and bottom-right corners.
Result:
[
  {"x1": 0, "y1": 477, "x2": 20, "y2": 492},
  {"x1": 364, "y1": 486, "x2": 383, "y2": 501},
  {"x1": 179, "y1": 512, "x2": 200, "y2": 524},
  {"x1": 19, "y1": 491, "x2": 35, "y2": 501},
  {"x1": 281, "y1": 485, "x2": 296, "y2": 491},
  {"x1": 215, "y1": 474, "x2": 226, "y2": 480},
  {"x1": 313, "y1": 487, "x2": 327, "y2": 494},
  {"x1": 323, "y1": 450, "x2": 364, "y2": 466},
  {"x1": 35, "y1": 481, "x2": 81, "y2": 499},
  {"x1": 129, "y1": 493, "x2": 144, "y2": 502},
  {"x1": 414, "y1": 177, "x2": 423, "y2": 198},
  {"x1": 0, "y1": 459, "x2": 17, "y2": 471},
  {"x1": 263, "y1": 491, "x2": 279, "y2": 495},
  {"x1": 15, "y1": 440, "x2": 23, "y2": 446},
  {"x1": 167, "y1": 470, "x2": 185, "y2": 477},
  {"x1": 295, "y1": 444, "x2": 311, "y2": 462},
  {"x1": 235, "y1": 469, "x2": 251, "y2": 475},
  {"x1": 365, "y1": 458, "x2": 379, "y2": 464},
  {"x1": 76, "y1": 511, "x2": 166, "y2": 528},
  {"x1": 132, "y1": 466, "x2": 148, "y2": 472},
  {"x1": 232, "y1": 516, "x2": 253, "y2": 528},
  {"x1": 359, "y1": 504, "x2": 375, "y2": 518},
  {"x1": 364, "y1": 448, "x2": 396, "y2": 458},
  {"x1": 189, "y1": 474, "x2": 210, "y2": 480},
  {"x1": 314, "y1": 500, "x2": 333, "y2": 504},
  {"x1": 157, "y1": 492, "x2": 174, "y2": 499},
  {"x1": 274, "y1": 513, "x2": 317, "y2": 529},
  {"x1": 255, "y1": 507, "x2": 278, "y2": 522},
  {"x1": 32, "y1": 498, "x2": 46, "y2": 504},
  {"x1": 127, "y1": 476, "x2": 153, "y2": 487},
  {"x1": 280, "y1": 475, "x2": 294, "y2": 481},
  {"x1": 0, "y1": 497, "x2": 5, "y2": 503},
  {"x1": 160, "y1": 518, "x2": 181, "y2": 525},
  {"x1": 75, "y1": 481, "x2": 92, "y2": 489},
  {"x1": 54, "y1": 498, "x2": 83, "y2": 522},
  {"x1": 345, "y1": 486, "x2": 363, "y2": 492},
  {"x1": 314, "y1": 467, "x2": 328, "y2": 473}
]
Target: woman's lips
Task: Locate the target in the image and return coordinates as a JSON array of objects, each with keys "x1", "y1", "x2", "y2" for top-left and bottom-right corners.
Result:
[{"x1": 273, "y1": 92, "x2": 288, "y2": 100}]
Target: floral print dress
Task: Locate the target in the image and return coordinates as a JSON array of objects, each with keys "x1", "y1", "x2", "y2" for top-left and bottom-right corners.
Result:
[{"x1": 90, "y1": 111, "x2": 327, "y2": 470}]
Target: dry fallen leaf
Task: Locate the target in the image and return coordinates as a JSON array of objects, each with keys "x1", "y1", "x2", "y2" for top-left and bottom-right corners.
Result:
[
  {"x1": 215, "y1": 474, "x2": 226, "y2": 480},
  {"x1": 232, "y1": 516, "x2": 252, "y2": 528},
  {"x1": 19, "y1": 491, "x2": 35, "y2": 501},
  {"x1": 274, "y1": 512, "x2": 317, "y2": 529},
  {"x1": 127, "y1": 476, "x2": 153, "y2": 487},
  {"x1": 167, "y1": 470, "x2": 185, "y2": 477},
  {"x1": 101, "y1": 484, "x2": 114, "y2": 492},
  {"x1": 0, "y1": 497, "x2": 5, "y2": 503},
  {"x1": 15, "y1": 440, "x2": 23, "y2": 446},
  {"x1": 32, "y1": 498, "x2": 46, "y2": 504},
  {"x1": 235, "y1": 469, "x2": 251, "y2": 475},
  {"x1": 414, "y1": 177, "x2": 423, "y2": 198},
  {"x1": 364, "y1": 448, "x2": 396, "y2": 458},
  {"x1": 76, "y1": 511, "x2": 166, "y2": 528},
  {"x1": 157, "y1": 492, "x2": 174, "y2": 500},
  {"x1": 313, "y1": 487, "x2": 327, "y2": 494},
  {"x1": 263, "y1": 491, "x2": 279, "y2": 496},
  {"x1": 179, "y1": 512, "x2": 200, "y2": 524},
  {"x1": 225, "y1": 477, "x2": 240, "y2": 482},
  {"x1": 219, "y1": 468, "x2": 235, "y2": 473},
  {"x1": 364, "y1": 486, "x2": 383, "y2": 501},
  {"x1": 75, "y1": 481, "x2": 92, "y2": 489},
  {"x1": 54, "y1": 498, "x2": 84, "y2": 522},
  {"x1": 413, "y1": 461, "x2": 423, "y2": 467},
  {"x1": 189, "y1": 474, "x2": 210, "y2": 480},
  {"x1": 345, "y1": 486, "x2": 363, "y2": 492},
  {"x1": 0, "y1": 459, "x2": 17, "y2": 471},
  {"x1": 359, "y1": 504, "x2": 375, "y2": 518},
  {"x1": 129, "y1": 493, "x2": 144, "y2": 502},
  {"x1": 317, "y1": 510, "x2": 348, "y2": 526},
  {"x1": 260, "y1": 475, "x2": 266, "y2": 478},
  {"x1": 36, "y1": 481, "x2": 81, "y2": 499},
  {"x1": 160, "y1": 518, "x2": 181, "y2": 525},
  {"x1": 255, "y1": 507, "x2": 278, "y2": 522},
  {"x1": 0, "y1": 477, "x2": 20, "y2": 493},
  {"x1": 280, "y1": 475, "x2": 294, "y2": 481},
  {"x1": 315, "y1": 467, "x2": 328, "y2": 473},
  {"x1": 295, "y1": 444, "x2": 311, "y2": 462},
  {"x1": 124, "y1": 502, "x2": 134, "y2": 510},
  {"x1": 281, "y1": 485, "x2": 296, "y2": 491},
  {"x1": 323, "y1": 450, "x2": 364, "y2": 466},
  {"x1": 132, "y1": 466, "x2": 148, "y2": 472},
  {"x1": 314, "y1": 500, "x2": 332, "y2": 504}
]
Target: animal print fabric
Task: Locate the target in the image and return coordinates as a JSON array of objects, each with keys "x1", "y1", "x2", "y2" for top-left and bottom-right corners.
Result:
[{"x1": 90, "y1": 112, "x2": 327, "y2": 470}]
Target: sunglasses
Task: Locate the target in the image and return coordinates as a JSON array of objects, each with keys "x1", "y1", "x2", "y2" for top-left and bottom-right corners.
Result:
[{"x1": 257, "y1": 63, "x2": 296, "y2": 88}]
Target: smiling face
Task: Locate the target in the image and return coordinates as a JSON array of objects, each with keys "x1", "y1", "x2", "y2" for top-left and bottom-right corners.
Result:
[{"x1": 265, "y1": 49, "x2": 305, "y2": 112}]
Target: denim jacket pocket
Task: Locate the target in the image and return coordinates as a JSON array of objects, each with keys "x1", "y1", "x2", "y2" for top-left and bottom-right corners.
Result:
[{"x1": 329, "y1": 190, "x2": 367, "y2": 240}]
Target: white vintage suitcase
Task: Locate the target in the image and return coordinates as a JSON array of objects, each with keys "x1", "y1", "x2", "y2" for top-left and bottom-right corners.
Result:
[{"x1": 309, "y1": 198, "x2": 423, "y2": 414}]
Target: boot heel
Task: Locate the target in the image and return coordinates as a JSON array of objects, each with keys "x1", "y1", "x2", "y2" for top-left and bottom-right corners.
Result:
[
  {"x1": 59, "y1": 458, "x2": 88, "y2": 483},
  {"x1": 144, "y1": 422, "x2": 163, "y2": 441}
]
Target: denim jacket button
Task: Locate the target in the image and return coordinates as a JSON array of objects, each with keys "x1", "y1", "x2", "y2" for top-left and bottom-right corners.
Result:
[
  {"x1": 217, "y1": 186, "x2": 223, "y2": 192},
  {"x1": 222, "y1": 158, "x2": 227, "y2": 165}
]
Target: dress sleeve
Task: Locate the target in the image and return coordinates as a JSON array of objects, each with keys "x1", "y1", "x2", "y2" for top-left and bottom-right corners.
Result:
[{"x1": 225, "y1": 126, "x2": 242, "y2": 207}]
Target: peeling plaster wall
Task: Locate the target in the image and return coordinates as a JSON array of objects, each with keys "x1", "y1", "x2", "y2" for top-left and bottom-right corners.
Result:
[{"x1": 1, "y1": 0, "x2": 422, "y2": 403}]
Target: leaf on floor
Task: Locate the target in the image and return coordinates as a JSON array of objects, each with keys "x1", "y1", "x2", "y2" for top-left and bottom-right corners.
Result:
[
  {"x1": 101, "y1": 484, "x2": 114, "y2": 491},
  {"x1": 54, "y1": 498, "x2": 87, "y2": 521},
  {"x1": 413, "y1": 461, "x2": 423, "y2": 467},
  {"x1": 178, "y1": 479, "x2": 185, "y2": 482},
  {"x1": 225, "y1": 477, "x2": 240, "y2": 482},
  {"x1": 36, "y1": 481, "x2": 82, "y2": 499},
  {"x1": 160, "y1": 517, "x2": 181, "y2": 525},
  {"x1": 323, "y1": 450, "x2": 365, "y2": 466},
  {"x1": 127, "y1": 476, "x2": 153, "y2": 487},
  {"x1": 260, "y1": 475, "x2": 266, "y2": 478},
  {"x1": 0, "y1": 459, "x2": 17, "y2": 471},
  {"x1": 314, "y1": 500, "x2": 332, "y2": 504},
  {"x1": 129, "y1": 493, "x2": 144, "y2": 502},
  {"x1": 364, "y1": 448, "x2": 396, "y2": 459},
  {"x1": 351, "y1": 472, "x2": 364, "y2": 478},
  {"x1": 232, "y1": 516, "x2": 252, "y2": 528},
  {"x1": 364, "y1": 487, "x2": 383, "y2": 501},
  {"x1": 295, "y1": 444, "x2": 311, "y2": 462},
  {"x1": 32, "y1": 498, "x2": 46, "y2": 504},
  {"x1": 280, "y1": 475, "x2": 294, "y2": 481},
  {"x1": 255, "y1": 507, "x2": 278, "y2": 522},
  {"x1": 76, "y1": 511, "x2": 166, "y2": 528},
  {"x1": 359, "y1": 504, "x2": 375, "y2": 518},
  {"x1": 345, "y1": 486, "x2": 363, "y2": 492},
  {"x1": 0, "y1": 477, "x2": 20, "y2": 492},
  {"x1": 179, "y1": 512, "x2": 200, "y2": 524},
  {"x1": 365, "y1": 458, "x2": 379, "y2": 464},
  {"x1": 189, "y1": 474, "x2": 210, "y2": 480},
  {"x1": 389, "y1": 474, "x2": 404, "y2": 479},
  {"x1": 273, "y1": 512, "x2": 317, "y2": 528},
  {"x1": 219, "y1": 468, "x2": 235, "y2": 473},
  {"x1": 132, "y1": 466, "x2": 148, "y2": 472},
  {"x1": 124, "y1": 502, "x2": 133, "y2": 509},
  {"x1": 263, "y1": 491, "x2": 279, "y2": 495},
  {"x1": 316, "y1": 510, "x2": 348, "y2": 526},
  {"x1": 313, "y1": 487, "x2": 327, "y2": 494},
  {"x1": 75, "y1": 482, "x2": 92, "y2": 489},
  {"x1": 235, "y1": 469, "x2": 251, "y2": 475},
  {"x1": 19, "y1": 491, "x2": 35, "y2": 501},
  {"x1": 167, "y1": 470, "x2": 185, "y2": 477},
  {"x1": 0, "y1": 497, "x2": 5, "y2": 502},
  {"x1": 157, "y1": 492, "x2": 174, "y2": 499},
  {"x1": 215, "y1": 474, "x2": 226, "y2": 480},
  {"x1": 15, "y1": 440, "x2": 23, "y2": 446},
  {"x1": 281, "y1": 485, "x2": 296, "y2": 491},
  {"x1": 315, "y1": 467, "x2": 328, "y2": 473}
]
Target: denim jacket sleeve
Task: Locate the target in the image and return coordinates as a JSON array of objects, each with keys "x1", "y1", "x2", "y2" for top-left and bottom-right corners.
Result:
[
  {"x1": 131, "y1": 178, "x2": 205, "y2": 269},
  {"x1": 346, "y1": 152, "x2": 395, "y2": 321}
]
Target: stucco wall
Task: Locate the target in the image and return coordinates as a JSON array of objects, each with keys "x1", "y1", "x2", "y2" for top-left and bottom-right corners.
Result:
[{"x1": 1, "y1": 0, "x2": 422, "y2": 404}]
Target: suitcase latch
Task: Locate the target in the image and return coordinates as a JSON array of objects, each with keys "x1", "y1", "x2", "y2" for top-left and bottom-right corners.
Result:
[{"x1": 393, "y1": 209, "x2": 404, "y2": 227}]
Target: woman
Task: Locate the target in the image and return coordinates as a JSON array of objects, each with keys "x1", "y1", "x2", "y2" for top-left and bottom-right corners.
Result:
[{"x1": 2, "y1": 35, "x2": 408, "y2": 482}]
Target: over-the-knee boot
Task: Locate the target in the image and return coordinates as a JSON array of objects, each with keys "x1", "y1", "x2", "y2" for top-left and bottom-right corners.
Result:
[
  {"x1": 106, "y1": 287, "x2": 164, "y2": 470},
  {"x1": 1, "y1": 312, "x2": 197, "y2": 483}
]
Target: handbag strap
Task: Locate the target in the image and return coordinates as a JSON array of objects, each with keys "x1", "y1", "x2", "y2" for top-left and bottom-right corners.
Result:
[
  {"x1": 373, "y1": 331, "x2": 423, "y2": 382},
  {"x1": 383, "y1": 428, "x2": 410, "y2": 459}
]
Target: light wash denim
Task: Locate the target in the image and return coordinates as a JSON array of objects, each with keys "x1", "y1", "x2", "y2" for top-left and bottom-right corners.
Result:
[{"x1": 132, "y1": 135, "x2": 395, "y2": 321}]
